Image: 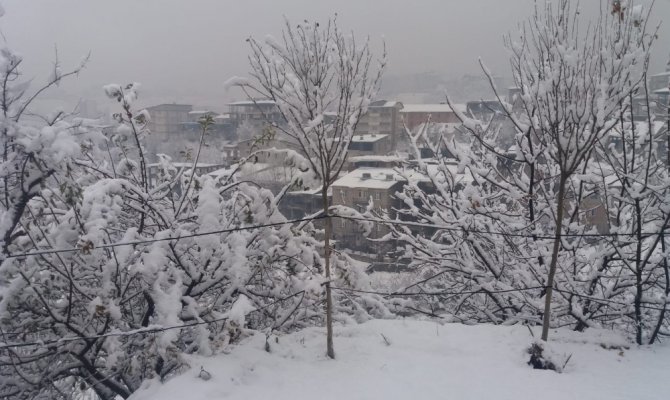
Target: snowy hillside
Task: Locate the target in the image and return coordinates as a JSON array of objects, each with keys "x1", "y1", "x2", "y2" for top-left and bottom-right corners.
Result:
[{"x1": 131, "y1": 319, "x2": 669, "y2": 400}]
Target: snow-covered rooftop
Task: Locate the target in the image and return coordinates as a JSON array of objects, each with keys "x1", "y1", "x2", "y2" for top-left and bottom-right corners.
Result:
[
  {"x1": 413, "y1": 122, "x2": 463, "y2": 133},
  {"x1": 334, "y1": 164, "x2": 473, "y2": 190},
  {"x1": 332, "y1": 168, "x2": 403, "y2": 189},
  {"x1": 148, "y1": 162, "x2": 218, "y2": 168},
  {"x1": 351, "y1": 134, "x2": 389, "y2": 143},
  {"x1": 229, "y1": 100, "x2": 276, "y2": 106},
  {"x1": 370, "y1": 100, "x2": 401, "y2": 108},
  {"x1": 348, "y1": 155, "x2": 405, "y2": 163},
  {"x1": 286, "y1": 187, "x2": 323, "y2": 196},
  {"x1": 400, "y1": 103, "x2": 467, "y2": 114}
]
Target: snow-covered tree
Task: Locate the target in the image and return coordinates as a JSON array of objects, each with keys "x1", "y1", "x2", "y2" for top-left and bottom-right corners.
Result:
[
  {"x1": 499, "y1": 0, "x2": 653, "y2": 341},
  {"x1": 0, "y1": 75, "x2": 332, "y2": 398},
  {"x1": 0, "y1": 46, "x2": 88, "y2": 257},
  {"x1": 384, "y1": 0, "x2": 659, "y2": 345},
  {"x1": 586, "y1": 77, "x2": 670, "y2": 344},
  {"x1": 227, "y1": 17, "x2": 386, "y2": 358}
]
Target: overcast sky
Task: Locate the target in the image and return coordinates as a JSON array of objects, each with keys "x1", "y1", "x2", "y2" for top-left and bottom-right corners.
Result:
[{"x1": 1, "y1": 0, "x2": 668, "y2": 111}]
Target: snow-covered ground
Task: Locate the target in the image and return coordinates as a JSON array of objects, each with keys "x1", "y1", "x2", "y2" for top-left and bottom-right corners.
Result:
[{"x1": 132, "y1": 319, "x2": 669, "y2": 400}]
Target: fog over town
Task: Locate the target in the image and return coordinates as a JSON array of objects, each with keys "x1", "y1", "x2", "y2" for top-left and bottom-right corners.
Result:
[{"x1": 2, "y1": 0, "x2": 669, "y2": 110}]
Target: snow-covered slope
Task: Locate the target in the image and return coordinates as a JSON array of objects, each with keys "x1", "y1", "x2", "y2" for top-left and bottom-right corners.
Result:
[{"x1": 131, "y1": 319, "x2": 669, "y2": 400}]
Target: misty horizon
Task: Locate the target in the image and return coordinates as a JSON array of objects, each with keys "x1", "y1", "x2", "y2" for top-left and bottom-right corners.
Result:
[{"x1": 2, "y1": 0, "x2": 669, "y2": 115}]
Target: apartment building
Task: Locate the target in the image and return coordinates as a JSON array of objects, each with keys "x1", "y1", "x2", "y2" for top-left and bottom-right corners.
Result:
[
  {"x1": 348, "y1": 134, "x2": 392, "y2": 157},
  {"x1": 400, "y1": 103, "x2": 467, "y2": 130},
  {"x1": 331, "y1": 168, "x2": 404, "y2": 254},
  {"x1": 355, "y1": 100, "x2": 404, "y2": 149},
  {"x1": 146, "y1": 103, "x2": 193, "y2": 137},
  {"x1": 228, "y1": 99, "x2": 284, "y2": 126}
]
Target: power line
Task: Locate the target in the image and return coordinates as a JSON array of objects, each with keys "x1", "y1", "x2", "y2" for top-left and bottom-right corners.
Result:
[
  {"x1": 4, "y1": 212, "x2": 667, "y2": 261},
  {"x1": 2, "y1": 215, "x2": 328, "y2": 260},
  {"x1": 333, "y1": 214, "x2": 659, "y2": 239},
  {"x1": 0, "y1": 290, "x2": 308, "y2": 350},
  {"x1": 331, "y1": 286, "x2": 669, "y2": 312},
  {"x1": 1, "y1": 211, "x2": 667, "y2": 348},
  {"x1": 1, "y1": 285, "x2": 666, "y2": 350},
  {"x1": 331, "y1": 285, "x2": 546, "y2": 297},
  {"x1": 0, "y1": 317, "x2": 230, "y2": 351}
]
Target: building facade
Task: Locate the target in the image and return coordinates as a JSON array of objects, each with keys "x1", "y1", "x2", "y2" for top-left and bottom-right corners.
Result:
[
  {"x1": 331, "y1": 168, "x2": 404, "y2": 255},
  {"x1": 400, "y1": 103, "x2": 466, "y2": 130},
  {"x1": 355, "y1": 100, "x2": 404, "y2": 149}
]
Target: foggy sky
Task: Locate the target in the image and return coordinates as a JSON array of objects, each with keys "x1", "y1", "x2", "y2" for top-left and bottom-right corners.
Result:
[{"x1": 1, "y1": 0, "x2": 669, "y2": 112}]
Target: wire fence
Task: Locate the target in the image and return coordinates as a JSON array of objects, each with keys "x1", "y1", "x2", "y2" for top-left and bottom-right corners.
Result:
[
  {"x1": 2, "y1": 212, "x2": 661, "y2": 261},
  {"x1": 1, "y1": 212, "x2": 668, "y2": 350}
]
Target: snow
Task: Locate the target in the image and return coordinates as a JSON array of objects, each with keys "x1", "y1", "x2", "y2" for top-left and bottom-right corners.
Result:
[
  {"x1": 351, "y1": 134, "x2": 389, "y2": 143},
  {"x1": 333, "y1": 165, "x2": 473, "y2": 190},
  {"x1": 148, "y1": 162, "x2": 217, "y2": 168},
  {"x1": 401, "y1": 103, "x2": 467, "y2": 114},
  {"x1": 228, "y1": 99, "x2": 277, "y2": 106},
  {"x1": 332, "y1": 168, "x2": 402, "y2": 189},
  {"x1": 348, "y1": 155, "x2": 405, "y2": 163},
  {"x1": 223, "y1": 76, "x2": 251, "y2": 89},
  {"x1": 130, "y1": 319, "x2": 670, "y2": 400},
  {"x1": 370, "y1": 100, "x2": 401, "y2": 108}
]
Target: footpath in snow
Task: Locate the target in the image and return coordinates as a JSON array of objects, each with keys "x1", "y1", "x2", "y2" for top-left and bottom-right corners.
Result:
[{"x1": 132, "y1": 319, "x2": 670, "y2": 400}]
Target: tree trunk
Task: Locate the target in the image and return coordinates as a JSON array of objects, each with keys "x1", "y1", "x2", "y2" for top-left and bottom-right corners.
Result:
[
  {"x1": 541, "y1": 174, "x2": 567, "y2": 341},
  {"x1": 634, "y1": 199, "x2": 644, "y2": 344},
  {"x1": 322, "y1": 186, "x2": 335, "y2": 359}
]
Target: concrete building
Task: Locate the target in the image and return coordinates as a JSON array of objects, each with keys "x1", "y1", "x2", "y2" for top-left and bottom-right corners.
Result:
[
  {"x1": 400, "y1": 103, "x2": 467, "y2": 130},
  {"x1": 649, "y1": 70, "x2": 670, "y2": 93},
  {"x1": 348, "y1": 155, "x2": 405, "y2": 169},
  {"x1": 348, "y1": 134, "x2": 392, "y2": 158},
  {"x1": 224, "y1": 137, "x2": 300, "y2": 165},
  {"x1": 466, "y1": 100, "x2": 505, "y2": 120},
  {"x1": 331, "y1": 168, "x2": 405, "y2": 254},
  {"x1": 228, "y1": 100, "x2": 284, "y2": 126},
  {"x1": 146, "y1": 103, "x2": 193, "y2": 137},
  {"x1": 179, "y1": 110, "x2": 237, "y2": 142},
  {"x1": 355, "y1": 100, "x2": 404, "y2": 149},
  {"x1": 279, "y1": 188, "x2": 326, "y2": 221}
]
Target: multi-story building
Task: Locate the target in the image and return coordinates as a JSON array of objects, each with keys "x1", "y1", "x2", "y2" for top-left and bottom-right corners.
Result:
[
  {"x1": 180, "y1": 110, "x2": 236, "y2": 142},
  {"x1": 144, "y1": 103, "x2": 193, "y2": 162},
  {"x1": 400, "y1": 103, "x2": 467, "y2": 130},
  {"x1": 279, "y1": 188, "x2": 326, "y2": 221},
  {"x1": 146, "y1": 103, "x2": 193, "y2": 137},
  {"x1": 331, "y1": 168, "x2": 405, "y2": 254},
  {"x1": 331, "y1": 164, "x2": 472, "y2": 257},
  {"x1": 650, "y1": 68, "x2": 670, "y2": 93},
  {"x1": 466, "y1": 100, "x2": 505, "y2": 120},
  {"x1": 348, "y1": 134, "x2": 392, "y2": 158},
  {"x1": 224, "y1": 137, "x2": 300, "y2": 165},
  {"x1": 228, "y1": 99, "x2": 284, "y2": 126},
  {"x1": 355, "y1": 100, "x2": 404, "y2": 149}
]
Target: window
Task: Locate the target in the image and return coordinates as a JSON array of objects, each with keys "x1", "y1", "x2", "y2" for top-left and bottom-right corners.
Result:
[{"x1": 375, "y1": 192, "x2": 381, "y2": 200}]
